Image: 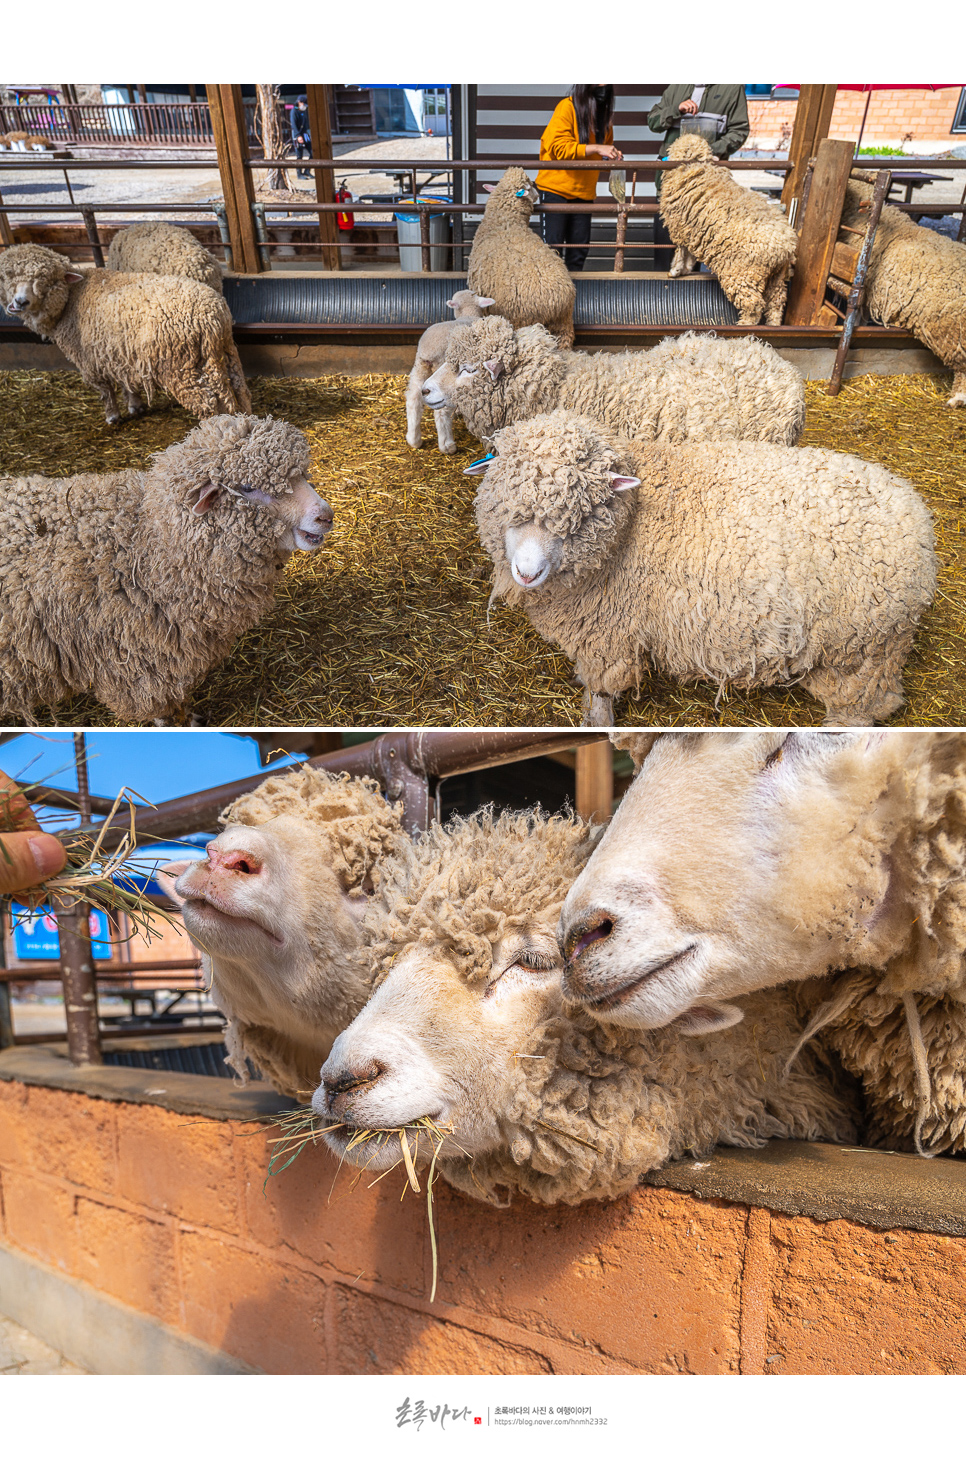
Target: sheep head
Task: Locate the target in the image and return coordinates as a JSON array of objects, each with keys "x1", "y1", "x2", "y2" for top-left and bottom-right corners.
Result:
[
  {"x1": 482, "y1": 166, "x2": 540, "y2": 218},
  {"x1": 666, "y1": 133, "x2": 715, "y2": 165},
  {"x1": 560, "y1": 730, "x2": 966, "y2": 1034},
  {"x1": 151, "y1": 414, "x2": 334, "y2": 554},
  {"x1": 472, "y1": 411, "x2": 643, "y2": 596},
  {"x1": 0, "y1": 244, "x2": 84, "y2": 333},
  {"x1": 313, "y1": 809, "x2": 598, "y2": 1183},
  {"x1": 445, "y1": 289, "x2": 495, "y2": 318}
]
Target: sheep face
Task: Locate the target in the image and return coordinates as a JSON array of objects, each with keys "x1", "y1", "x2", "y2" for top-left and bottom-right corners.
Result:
[
  {"x1": 483, "y1": 167, "x2": 540, "y2": 218},
  {"x1": 559, "y1": 730, "x2": 939, "y2": 1034},
  {"x1": 474, "y1": 411, "x2": 640, "y2": 587},
  {"x1": 666, "y1": 133, "x2": 715, "y2": 164},
  {"x1": 0, "y1": 244, "x2": 82, "y2": 329},
  {"x1": 422, "y1": 315, "x2": 518, "y2": 418}
]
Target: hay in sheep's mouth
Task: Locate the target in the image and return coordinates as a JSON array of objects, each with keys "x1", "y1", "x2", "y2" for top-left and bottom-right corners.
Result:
[{"x1": 3, "y1": 368, "x2": 964, "y2": 727}]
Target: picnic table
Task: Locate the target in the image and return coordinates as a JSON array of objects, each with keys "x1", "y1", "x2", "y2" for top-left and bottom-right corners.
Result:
[{"x1": 887, "y1": 170, "x2": 952, "y2": 207}]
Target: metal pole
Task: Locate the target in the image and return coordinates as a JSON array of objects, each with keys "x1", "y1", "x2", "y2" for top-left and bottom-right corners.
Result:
[
  {"x1": 80, "y1": 206, "x2": 104, "y2": 267},
  {"x1": 59, "y1": 731, "x2": 102, "y2": 1066},
  {"x1": 0, "y1": 911, "x2": 14, "y2": 1050}
]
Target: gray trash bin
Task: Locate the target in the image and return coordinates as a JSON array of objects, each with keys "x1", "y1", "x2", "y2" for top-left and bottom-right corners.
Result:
[{"x1": 394, "y1": 195, "x2": 452, "y2": 272}]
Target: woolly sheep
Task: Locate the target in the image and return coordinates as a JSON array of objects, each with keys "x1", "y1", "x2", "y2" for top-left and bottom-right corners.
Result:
[
  {"x1": 659, "y1": 134, "x2": 799, "y2": 325},
  {"x1": 842, "y1": 178, "x2": 966, "y2": 408},
  {"x1": 0, "y1": 243, "x2": 250, "y2": 424},
  {"x1": 0, "y1": 414, "x2": 334, "y2": 724},
  {"x1": 107, "y1": 221, "x2": 223, "y2": 293},
  {"x1": 405, "y1": 289, "x2": 494, "y2": 454},
  {"x1": 472, "y1": 411, "x2": 936, "y2": 727},
  {"x1": 560, "y1": 729, "x2": 966, "y2": 1156},
  {"x1": 162, "y1": 765, "x2": 406, "y2": 1100},
  {"x1": 467, "y1": 167, "x2": 576, "y2": 347},
  {"x1": 314, "y1": 807, "x2": 859, "y2": 1206},
  {"x1": 423, "y1": 317, "x2": 806, "y2": 446}
]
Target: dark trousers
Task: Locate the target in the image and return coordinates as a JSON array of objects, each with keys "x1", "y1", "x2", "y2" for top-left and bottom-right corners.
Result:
[
  {"x1": 540, "y1": 188, "x2": 592, "y2": 272},
  {"x1": 653, "y1": 214, "x2": 674, "y2": 271},
  {"x1": 294, "y1": 139, "x2": 310, "y2": 177}
]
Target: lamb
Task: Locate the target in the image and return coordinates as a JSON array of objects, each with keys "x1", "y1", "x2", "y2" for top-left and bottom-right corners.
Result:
[
  {"x1": 466, "y1": 167, "x2": 576, "y2": 347},
  {"x1": 314, "y1": 807, "x2": 859, "y2": 1206},
  {"x1": 472, "y1": 411, "x2": 936, "y2": 727},
  {"x1": 107, "y1": 221, "x2": 223, "y2": 293},
  {"x1": 841, "y1": 177, "x2": 966, "y2": 408},
  {"x1": 405, "y1": 289, "x2": 494, "y2": 454},
  {"x1": 560, "y1": 729, "x2": 966, "y2": 1157},
  {"x1": 0, "y1": 413, "x2": 334, "y2": 724},
  {"x1": 423, "y1": 317, "x2": 806, "y2": 446},
  {"x1": 0, "y1": 243, "x2": 250, "y2": 424},
  {"x1": 659, "y1": 133, "x2": 799, "y2": 326},
  {"x1": 162, "y1": 765, "x2": 406, "y2": 1100}
]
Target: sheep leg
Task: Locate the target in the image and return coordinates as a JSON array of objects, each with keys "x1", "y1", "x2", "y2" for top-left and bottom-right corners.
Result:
[
  {"x1": 802, "y1": 630, "x2": 914, "y2": 726},
  {"x1": 668, "y1": 246, "x2": 689, "y2": 278},
  {"x1": 948, "y1": 370, "x2": 966, "y2": 408},
  {"x1": 405, "y1": 358, "x2": 433, "y2": 449},
  {"x1": 727, "y1": 281, "x2": 767, "y2": 328},
  {"x1": 581, "y1": 687, "x2": 615, "y2": 727},
  {"x1": 434, "y1": 405, "x2": 457, "y2": 455},
  {"x1": 121, "y1": 384, "x2": 147, "y2": 418},
  {"x1": 225, "y1": 344, "x2": 252, "y2": 413},
  {"x1": 762, "y1": 266, "x2": 790, "y2": 326},
  {"x1": 91, "y1": 378, "x2": 121, "y2": 426}
]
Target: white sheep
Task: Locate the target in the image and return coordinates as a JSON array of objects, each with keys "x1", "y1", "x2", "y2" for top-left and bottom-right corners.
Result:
[
  {"x1": 162, "y1": 765, "x2": 406, "y2": 1100},
  {"x1": 0, "y1": 243, "x2": 249, "y2": 424},
  {"x1": 107, "y1": 221, "x2": 223, "y2": 293},
  {"x1": 560, "y1": 729, "x2": 966, "y2": 1157},
  {"x1": 472, "y1": 411, "x2": 936, "y2": 727},
  {"x1": 313, "y1": 807, "x2": 859, "y2": 1206},
  {"x1": 467, "y1": 167, "x2": 576, "y2": 346},
  {"x1": 660, "y1": 133, "x2": 799, "y2": 325},
  {"x1": 405, "y1": 289, "x2": 494, "y2": 454},
  {"x1": 424, "y1": 317, "x2": 806, "y2": 446},
  {"x1": 0, "y1": 414, "x2": 333, "y2": 724}
]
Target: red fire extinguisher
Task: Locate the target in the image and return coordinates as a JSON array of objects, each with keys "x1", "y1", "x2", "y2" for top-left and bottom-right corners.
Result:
[{"x1": 335, "y1": 179, "x2": 354, "y2": 231}]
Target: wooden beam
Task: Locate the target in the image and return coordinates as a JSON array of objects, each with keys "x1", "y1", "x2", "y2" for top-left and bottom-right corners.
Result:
[
  {"x1": 207, "y1": 84, "x2": 263, "y2": 275},
  {"x1": 785, "y1": 138, "x2": 856, "y2": 326},
  {"x1": 575, "y1": 743, "x2": 614, "y2": 825},
  {"x1": 782, "y1": 84, "x2": 837, "y2": 219},
  {"x1": 305, "y1": 84, "x2": 342, "y2": 271}
]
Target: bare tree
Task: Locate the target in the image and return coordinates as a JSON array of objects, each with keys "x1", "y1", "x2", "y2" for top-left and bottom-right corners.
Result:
[{"x1": 255, "y1": 83, "x2": 290, "y2": 192}]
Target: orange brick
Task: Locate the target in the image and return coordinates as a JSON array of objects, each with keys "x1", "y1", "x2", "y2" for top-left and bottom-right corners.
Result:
[
  {"x1": 0, "y1": 1080, "x2": 30, "y2": 1166},
  {"x1": 74, "y1": 1197, "x2": 179, "y2": 1326},
  {"x1": 3, "y1": 1168, "x2": 77, "y2": 1274},
  {"x1": 766, "y1": 1214, "x2": 966, "y2": 1374},
  {"x1": 21, "y1": 1085, "x2": 116, "y2": 1193},
  {"x1": 178, "y1": 1229, "x2": 327, "y2": 1372},
  {"x1": 237, "y1": 1129, "x2": 430, "y2": 1296},
  {"x1": 116, "y1": 1102, "x2": 239, "y2": 1233},
  {"x1": 431, "y1": 1184, "x2": 745, "y2": 1374},
  {"x1": 332, "y1": 1286, "x2": 553, "y2": 1375}
]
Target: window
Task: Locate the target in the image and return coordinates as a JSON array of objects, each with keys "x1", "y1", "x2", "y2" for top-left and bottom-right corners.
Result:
[{"x1": 952, "y1": 87, "x2": 966, "y2": 133}]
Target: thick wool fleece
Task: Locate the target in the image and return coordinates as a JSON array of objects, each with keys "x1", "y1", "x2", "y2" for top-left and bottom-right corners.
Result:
[
  {"x1": 107, "y1": 222, "x2": 223, "y2": 293},
  {"x1": 475, "y1": 412, "x2": 936, "y2": 724},
  {"x1": 842, "y1": 179, "x2": 966, "y2": 407},
  {"x1": 365, "y1": 808, "x2": 856, "y2": 1206},
  {"x1": 445, "y1": 318, "x2": 805, "y2": 445},
  {"x1": 0, "y1": 414, "x2": 310, "y2": 723},
  {"x1": 467, "y1": 167, "x2": 576, "y2": 346},
  {"x1": 660, "y1": 134, "x2": 799, "y2": 326},
  {"x1": 0, "y1": 244, "x2": 249, "y2": 420},
  {"x1": 212, "y1": 766, "x2": 407, "y2": 1098}
]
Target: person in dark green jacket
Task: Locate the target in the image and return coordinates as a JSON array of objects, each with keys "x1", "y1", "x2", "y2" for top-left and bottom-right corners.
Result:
[{"x1": 648, "y1": 85, "x2": 750, "y2": 271}]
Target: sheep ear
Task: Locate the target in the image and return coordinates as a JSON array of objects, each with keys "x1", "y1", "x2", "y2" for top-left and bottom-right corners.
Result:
[
  {"x1": 64, "y1": 270, "x2": 85, "y2": 283},
  {"x1": 483, "y1": 358, "x2": 504, "y2": 382},
  {"x1": 463, "y1": 451, "x2": 495, "y2": 476},
  {"x1": 608, "y1": 472, "x2": 641, "y2": 493},
  {"x1": 482, "y1": 183, "x2": 496, "y2": 193},
  {"x1": 671, "y1": 1001, "x2": 744, "y2": 1037},
  {"x1": 191, "y1": 482, "x2": 222, "y2": 515},
  {"x1": 475, "y1": 296, "x2": 496, "y2": 308}
]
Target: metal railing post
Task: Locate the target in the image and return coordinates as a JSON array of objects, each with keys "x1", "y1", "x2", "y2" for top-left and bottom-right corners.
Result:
[{"x1": 59, "y1": 732, "x2": 102, "y2": 1066}]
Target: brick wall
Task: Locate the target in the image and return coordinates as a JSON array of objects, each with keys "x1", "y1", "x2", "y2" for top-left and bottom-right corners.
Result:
[
  {"x1": 747, "y1": 88, "x2": 965, "y2": 151},
  {"x1": 2, "y1": 1079, "x2": 965, "y2": 1374}
]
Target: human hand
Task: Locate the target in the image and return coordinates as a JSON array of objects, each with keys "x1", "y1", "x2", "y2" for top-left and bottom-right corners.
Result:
[
  {"x1": 589, "y1": 144, "x2": 623, "y2": 161},
  {"x1": 0, "y1": 771, "x2": 67, "y2": 897},
  {"x1": 679, "y1": 99, "x2": 699, "y2": 115}
]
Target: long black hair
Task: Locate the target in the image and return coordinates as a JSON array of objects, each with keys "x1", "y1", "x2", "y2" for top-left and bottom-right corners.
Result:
[{"x1": 570, "y1": 86, "x2": 615, "y2": 146}]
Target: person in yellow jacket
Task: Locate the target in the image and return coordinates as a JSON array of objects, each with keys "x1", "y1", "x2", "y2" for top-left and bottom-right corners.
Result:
[{"x1": 536, "y1": 86, "x2": 623, "y2": 273}]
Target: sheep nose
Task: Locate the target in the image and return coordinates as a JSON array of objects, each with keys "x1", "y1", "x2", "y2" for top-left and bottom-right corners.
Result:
[
  {"x1": 206, "y1": 846, "x2": 263, "y2": 876},
  {"x1": 560, "y1": 910, "x2": 617, "y2": 990},
  {"x1": 322, "y1": 1059, "x2": 387, "y2": 1117},
  {"x1": 317, "y1": 504, "x2": 334, "y2": 530}
]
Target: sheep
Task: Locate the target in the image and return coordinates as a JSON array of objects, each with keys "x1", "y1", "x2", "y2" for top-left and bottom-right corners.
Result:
[
  {"x1": 0, "y1": 413, "x2": 334, "y2": 725},
  {"x1": 313, "y1": 807, "x2": 859, "y2": 1207},
  {"x1": 0, "y1": 132, "x2": 53, "y2": 151},
  {"x1": 162, "y1": 765, "x2": 406, "y2": 1100},
  {"x1": 423, "y1": 317, "x2": 806, "y2": 446},
  {"x1": 405, "y1": 289, "x2": 494, "y2": 454},
  {"x1": 107, "y1": 221, "x2": 223, "y2": 293},
  {"x1": 466, "y1": 167, "x2": 576, "y2": 347},
  {"x1": 841, "y1": 177, "x2": 966, "y2": 408},
  {"x1": 659, "y1": 133, "x2": 799, "y2": 326},
  {"x1": 0, "y1": 243, "x2": 250, "y2": 424},
  {"x1": 560, "y1": 729, "x2": 966, "y2": 1157},
  {"x1": 472, "y1": 411, "x2": 936, "y2": 727}
]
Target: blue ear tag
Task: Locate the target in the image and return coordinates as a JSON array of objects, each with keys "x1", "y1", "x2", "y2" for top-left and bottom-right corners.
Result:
[
  {"x1": 463, "y1": 451, "x2": 496, "y2": 476},
  {"x1": 515, "y1": 187, "x2": 528, "y2": 197}
]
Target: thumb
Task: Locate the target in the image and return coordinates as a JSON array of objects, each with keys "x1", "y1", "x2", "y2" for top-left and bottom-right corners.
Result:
[{"x1": 0, "y1": 832, "x2": 67, "y2": 897}]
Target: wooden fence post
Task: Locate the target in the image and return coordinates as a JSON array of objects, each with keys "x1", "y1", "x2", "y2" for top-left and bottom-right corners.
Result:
[
  {"x1": 781, "y1": 84, "x2": 838, "y2": 222},
  {"x1": 207, "y1": 84, "x2": 263, "y2": 275},
  {"x1": 306, "y1": 85, "x2": 343, "y2": 271},
  {"x1": 575, "y1": 742, "x2": 614, "y2": 825}
]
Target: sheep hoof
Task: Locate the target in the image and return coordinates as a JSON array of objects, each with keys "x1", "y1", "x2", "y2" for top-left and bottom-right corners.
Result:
[
  {"x1": 127, "y1": 402, "x2": 147, "y2": 419},
  {"x1": 947, "y1": 395, "x2": 966, "y2": 409},
  {"x1": 440, "y1": 442, "x2": 457, "y2": 455},
  {"x1": 105, "y1": 411, "x2": 121, "y2": 427},
  {"x1": 581, "y1": 690, "x2": 615, "y2": 727},
  {"x1": 406, "y1": 435, "x2": 422, "y2": 449}
]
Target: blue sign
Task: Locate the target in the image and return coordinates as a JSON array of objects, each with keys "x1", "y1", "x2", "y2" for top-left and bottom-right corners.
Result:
[{"x1": 11, "y1": 904, "x2": 113, "y2": 961}]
